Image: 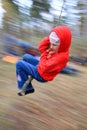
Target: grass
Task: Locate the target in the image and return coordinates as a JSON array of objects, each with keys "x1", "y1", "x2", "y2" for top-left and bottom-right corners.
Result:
[
  {"x1": 71, "y1": 37, "x2": 87, "y2": 57},
  {"x1": 0, "y1": 59, "x2": 87, "y2": 130}
]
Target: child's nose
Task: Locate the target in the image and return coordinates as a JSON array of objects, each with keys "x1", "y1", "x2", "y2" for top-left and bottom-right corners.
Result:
[{"x1": 50, "y1": 44, "x2": 53, "y2": 49}]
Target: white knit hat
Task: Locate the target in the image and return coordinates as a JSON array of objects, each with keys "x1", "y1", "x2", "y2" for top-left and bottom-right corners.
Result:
[{"x1": 49, "y1": 32, "x2": 60, "y2": 45}]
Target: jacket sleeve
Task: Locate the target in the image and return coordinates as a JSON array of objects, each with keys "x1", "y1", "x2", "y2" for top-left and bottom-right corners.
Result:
[
  {"x1": 38, "y1": 36, "x2": 50, "y2": 53},
  {"x1": 38, "y1": 52, "x2": 68, "y2": 73}
]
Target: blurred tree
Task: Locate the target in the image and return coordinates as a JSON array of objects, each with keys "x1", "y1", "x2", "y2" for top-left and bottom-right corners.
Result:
[
  {"x1": 77, "y1": 0, "x2": 87, "y2": 36},
  {"x1": 2, "y1": 0, "x2": 19, "y2": 18},
  {"x1": 30, "y1": 0, "x2": 51, "y2": 19},
  {"x1": 2, "y1": 0, "x2": 20, "y2": 36}
]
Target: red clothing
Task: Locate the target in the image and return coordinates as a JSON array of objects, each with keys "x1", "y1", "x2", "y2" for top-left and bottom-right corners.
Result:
[{"x1": 37, "y1": 26, "x2": 72, "y2": 81}]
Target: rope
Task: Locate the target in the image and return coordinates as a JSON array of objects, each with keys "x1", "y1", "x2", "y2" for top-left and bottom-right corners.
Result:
[
  {"x1": 18, "y1": 76, "x2": 33, "y2": 96},
  {"x1": 58, "y1": 0, "x2": 66, "y2": 25}
]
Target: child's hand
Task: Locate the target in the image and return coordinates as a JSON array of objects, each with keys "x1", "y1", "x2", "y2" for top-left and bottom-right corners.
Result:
[
  {"x1": 46, "y1": 49, "x2": 56, "y2": 59},
  {"x1": 46, "y1": 48, "x2": 51, "y2": 52}
]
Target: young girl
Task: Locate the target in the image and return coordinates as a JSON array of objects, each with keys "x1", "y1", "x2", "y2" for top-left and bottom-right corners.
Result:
[{"x1": 16, "y1": 26, "x2": 72, "y2": 96}]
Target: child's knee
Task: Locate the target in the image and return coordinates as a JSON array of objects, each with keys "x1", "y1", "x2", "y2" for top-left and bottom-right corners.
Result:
[
  {"x1": 16, "y1": 60, "x2": 23, "y2": 68},
  {"x1": 23, "y1": 54, "x2": 30, "y2": 61}
]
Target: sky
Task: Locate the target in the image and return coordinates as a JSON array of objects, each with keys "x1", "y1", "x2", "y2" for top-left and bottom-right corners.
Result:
[
  {"x1": 13, "y1": 0, "x2": 66, "y2": 22},
  {"x1": 12, "y1": 0, "x2": 78, "y2": 24},
  {"x1": 0, "y1": 0, "x2": 78, "y2": 28},
  {"x1": 13, "y1": 0, "x2": 64, "y2": 16},
  {"x1": 0, "y1": 0, "x2": 6, "y2": 28},
  {"x1": 0, "y1": 0, "x2": 64, "y2": 28}
]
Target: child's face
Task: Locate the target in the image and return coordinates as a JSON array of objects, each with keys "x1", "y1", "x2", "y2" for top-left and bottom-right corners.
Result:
[{"x1": 50, "y1": 43, "x2": 59, "y2": 53}]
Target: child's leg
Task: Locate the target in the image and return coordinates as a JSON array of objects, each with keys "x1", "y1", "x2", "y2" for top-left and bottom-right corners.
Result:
[
  {"x1": 16, "y1": 60, "x2": 46, "y2": 91},
  {"x1": 16, "y1": 60, "x2": 33, "y2": 90},
  {"x1": 23, "y1": 54, "x2": 39, "y2": 65}
]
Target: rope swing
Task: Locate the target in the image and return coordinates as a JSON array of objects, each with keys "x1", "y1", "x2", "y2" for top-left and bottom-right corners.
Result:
[{"x1": 58, "y1": 0, "x2": 66, "y2": 25}]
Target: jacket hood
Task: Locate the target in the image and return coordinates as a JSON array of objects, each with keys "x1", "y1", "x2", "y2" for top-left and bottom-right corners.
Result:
[{"x1": 50, "y1": 26, "x2": 72, "y2": 53}]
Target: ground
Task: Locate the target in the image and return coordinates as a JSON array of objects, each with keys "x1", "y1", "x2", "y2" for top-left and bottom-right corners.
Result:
[{"x1": 0, "y1": 60, "x2": 87, "y2": 130}]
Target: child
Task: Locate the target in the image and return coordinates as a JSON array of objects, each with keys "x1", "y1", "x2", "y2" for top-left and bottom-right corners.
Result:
[{"x1": 16, "y1": 26, "x2": 72, "y2": 96}]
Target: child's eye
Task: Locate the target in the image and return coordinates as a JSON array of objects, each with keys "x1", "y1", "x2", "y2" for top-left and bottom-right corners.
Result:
[{"x1": 52, "y1": 44, "x2": 58, "y2": 46}]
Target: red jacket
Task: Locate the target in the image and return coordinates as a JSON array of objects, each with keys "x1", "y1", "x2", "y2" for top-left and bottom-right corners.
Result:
[{"x1": 37, "y1": 26, "x2": 72, "y2": 81}]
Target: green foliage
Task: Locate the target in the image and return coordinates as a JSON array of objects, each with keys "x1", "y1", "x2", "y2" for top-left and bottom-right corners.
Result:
[
  {"x1": 30, "y1": 0, "x2": 51, "y2": 19},
  {"x1": 3, "y1": 0, "x2": 19, "y2": 17}
]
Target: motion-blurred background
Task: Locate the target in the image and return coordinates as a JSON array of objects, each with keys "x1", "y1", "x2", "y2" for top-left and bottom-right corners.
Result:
[
  {"x1": 0, "y1": 0, "x2": 87, "y2": 130},
  {"x1": 0, "y1": 0, "x2": 87, "y2": 55}
]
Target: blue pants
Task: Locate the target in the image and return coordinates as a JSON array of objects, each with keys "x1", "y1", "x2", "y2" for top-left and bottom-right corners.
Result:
[{"x1": 16, "y1": 54, "x2": 46, "y2": 90}]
